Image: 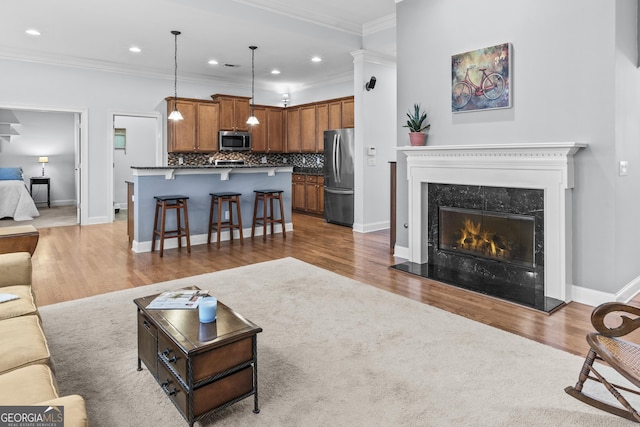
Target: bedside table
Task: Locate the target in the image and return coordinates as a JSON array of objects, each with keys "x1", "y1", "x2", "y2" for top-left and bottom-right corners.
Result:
[{"x1": 30, "y1": 177, "x2": 50, "y2": 208}]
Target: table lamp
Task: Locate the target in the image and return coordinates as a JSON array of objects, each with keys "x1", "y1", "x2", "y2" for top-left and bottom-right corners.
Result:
[{"x1": 38, "y1": 156, "x2": 48, "y2": 176}]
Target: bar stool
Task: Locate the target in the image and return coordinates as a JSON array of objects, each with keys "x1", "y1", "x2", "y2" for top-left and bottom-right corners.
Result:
[
  {"x1": 208, "y1": 192, "x2": 244, "y2": 248},
  {"x1": 151, "y1": 195, "x2": 191, "y2": 257},
  {"x1": 251, "y1": 190, "x2": 286, "y2": 241}
]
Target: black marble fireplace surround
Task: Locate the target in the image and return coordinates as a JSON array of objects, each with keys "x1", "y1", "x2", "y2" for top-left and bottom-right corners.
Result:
[{"x1": 392, "y1": 183, "x2": 565, "y2": 313}]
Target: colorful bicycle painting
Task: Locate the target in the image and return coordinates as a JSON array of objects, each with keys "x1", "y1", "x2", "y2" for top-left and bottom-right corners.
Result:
[{"x1": 451, "y1": 43, "x2": 511, "y2": 112}]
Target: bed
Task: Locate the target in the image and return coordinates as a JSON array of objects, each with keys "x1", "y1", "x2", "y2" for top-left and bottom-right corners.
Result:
[{"x1": 0, "y1": 167, "x2": 40, "y2": 221}]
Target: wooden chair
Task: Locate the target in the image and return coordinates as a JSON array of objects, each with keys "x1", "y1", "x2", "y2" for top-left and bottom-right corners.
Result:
[{"x1": 565, "y1": 302, "x2": 640, "y2": 422}]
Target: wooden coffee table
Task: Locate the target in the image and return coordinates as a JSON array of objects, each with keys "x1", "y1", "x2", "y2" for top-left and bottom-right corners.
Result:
[{"x1": 134, "y1": 288, "x2": 262, "y2": 426}]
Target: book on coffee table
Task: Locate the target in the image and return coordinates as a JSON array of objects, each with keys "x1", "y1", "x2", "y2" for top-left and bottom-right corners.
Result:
[{"x1": 146, "y1": 289, "x2": 210, "y2": 309}]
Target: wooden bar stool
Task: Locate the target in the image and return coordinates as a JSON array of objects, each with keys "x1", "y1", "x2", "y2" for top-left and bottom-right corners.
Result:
[
  {"x1": 251, "y1": 190, "x2": 286, "y2": 241},
  {"x1": 151, "y1": 195, "x2": 191, "y2": 257},
  {"x1": 208, "y1": 192, "x2": 244, "y2": 248}
]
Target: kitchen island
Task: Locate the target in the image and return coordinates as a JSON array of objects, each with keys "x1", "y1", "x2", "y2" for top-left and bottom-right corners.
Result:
[{"x1": 130, "y1": 165, "x2": 293, "y2": 253}]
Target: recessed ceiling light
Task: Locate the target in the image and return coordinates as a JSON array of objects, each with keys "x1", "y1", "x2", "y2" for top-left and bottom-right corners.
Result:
[
  {"x1": 271, "y1": 69, "x2": 281, "y2": 75},
  {"x1": 311, "y1": 56, "x2": 322, "y2": 63},
  {"x1": 129, "y1": 46, "x2": 141, "y2": 53},
  {"x1": 208, "y1": 59, "x2": 219, "y2": 65},
  {"x1": 26, "y1": 29, "x2": 41, "y2": 36}
]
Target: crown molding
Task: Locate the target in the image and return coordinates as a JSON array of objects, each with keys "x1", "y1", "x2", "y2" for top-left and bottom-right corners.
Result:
[
  {"x1": 351, "y1": 49, "x2": 396, "y2": 67},
  {"x1": 363, "y1": 13, "x2": 396, "y2": 36}
]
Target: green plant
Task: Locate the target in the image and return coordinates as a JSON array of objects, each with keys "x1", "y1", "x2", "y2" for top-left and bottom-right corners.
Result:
[{"x1": 403, "y1": 103, "x2": 430, "y2": 133}]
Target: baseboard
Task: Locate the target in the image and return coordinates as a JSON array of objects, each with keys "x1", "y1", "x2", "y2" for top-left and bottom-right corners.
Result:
[{"x1": 353, "y1": 220, "x2": 389, "y2": 233}]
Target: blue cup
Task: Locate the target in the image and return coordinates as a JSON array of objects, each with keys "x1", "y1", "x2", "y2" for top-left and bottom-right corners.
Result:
[{"x1": 199, "y1": 297, "x2": 217, "y2": 323}]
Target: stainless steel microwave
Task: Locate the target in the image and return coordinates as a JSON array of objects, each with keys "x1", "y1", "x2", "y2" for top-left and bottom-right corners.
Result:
[{"x1": 219, "y1": 131, "x2": 251, "y2": 151}]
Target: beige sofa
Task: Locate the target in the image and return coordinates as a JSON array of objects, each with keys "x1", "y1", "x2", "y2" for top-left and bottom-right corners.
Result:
[{"x1": 0, "y1": 252, "x2": 88, "y2": 426}]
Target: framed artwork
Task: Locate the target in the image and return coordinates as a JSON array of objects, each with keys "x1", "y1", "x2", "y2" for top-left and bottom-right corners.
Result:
[
  {"x1": 114, "y1": 128, "x2": 126, "y2": 150},
  {"x1": 451, "y1": 42, "x2": 511, "y2": 113}
]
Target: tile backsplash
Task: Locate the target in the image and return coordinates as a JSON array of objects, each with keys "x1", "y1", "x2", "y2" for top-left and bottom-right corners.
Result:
[{"x1": 167, "y1": 152, "x2": 323, "y2": 168}]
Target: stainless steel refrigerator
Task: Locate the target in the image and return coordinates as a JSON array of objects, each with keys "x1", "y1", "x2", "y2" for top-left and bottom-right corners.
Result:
[{"x1": 324, "y1": 128, "x2": 354, "y2": 227}]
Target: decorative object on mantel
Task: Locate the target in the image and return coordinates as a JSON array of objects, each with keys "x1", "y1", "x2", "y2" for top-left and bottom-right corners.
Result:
[
  {"x1": 168, "y1": 30, "x2": 183, "y2": 121},
  {"x1": 451, "y1": 42, "x2": 511, "y2": 112},
  {"x1": 403, "y1": 103, "x2": 430, "y2": 146}
]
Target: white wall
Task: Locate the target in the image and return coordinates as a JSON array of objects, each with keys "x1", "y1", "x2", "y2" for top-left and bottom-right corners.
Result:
[
  {"x1": 113, "y1": 116, "x2": 158, "y2": 208},
  {"x1": 397, "y1": 0, "x2": 640, "y2": 298},
  {"x1": 0, "y1": 110, "x2": 76, "y2": 205},
  {"x1": 353, "y1": 51, "x2": 397, "y2": 232}
]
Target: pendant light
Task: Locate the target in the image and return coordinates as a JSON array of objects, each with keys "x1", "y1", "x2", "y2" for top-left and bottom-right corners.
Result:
[
  {"x1": 246, "y1": 45, "x2": 259, "y2": 125},
  {"x1": 168, "y1": 30, "x2": 183, "y2": 121}
]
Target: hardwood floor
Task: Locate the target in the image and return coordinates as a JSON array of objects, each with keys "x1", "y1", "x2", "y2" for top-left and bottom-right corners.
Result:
[{"x1": 32, "y1": 212, "x2": 600, "y2": 357}]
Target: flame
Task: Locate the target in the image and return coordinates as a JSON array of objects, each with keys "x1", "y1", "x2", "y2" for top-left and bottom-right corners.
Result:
[{"x1": 457, "y1": 219, "x2": 507, "y2": 257}]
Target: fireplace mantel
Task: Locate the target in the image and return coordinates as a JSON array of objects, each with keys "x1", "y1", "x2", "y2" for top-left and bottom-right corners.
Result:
[{"x1": 396, "y1": 142, "x2": 586, "y2": 303}]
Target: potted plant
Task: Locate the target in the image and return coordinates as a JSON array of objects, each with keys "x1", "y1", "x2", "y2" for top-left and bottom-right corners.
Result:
[{"x1": 403, "y1": 103, "x2": 430, "y2": 146}]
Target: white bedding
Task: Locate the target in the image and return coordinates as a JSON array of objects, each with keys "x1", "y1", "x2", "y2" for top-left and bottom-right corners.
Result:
[{"x1": 0, "y1": 180, "x2": 40, "y2": 221}]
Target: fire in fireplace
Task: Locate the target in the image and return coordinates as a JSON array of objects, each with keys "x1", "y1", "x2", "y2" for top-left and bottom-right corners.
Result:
[{"x1": 438, "y1": 207, "x2": 535, "y2": 268}]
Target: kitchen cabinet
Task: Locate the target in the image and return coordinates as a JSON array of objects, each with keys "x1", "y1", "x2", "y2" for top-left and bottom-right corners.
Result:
[
  {"x1": 211, "y1": 94, "x2": 251, "y2": 131},
  {"x1": 250, "y1": 107, "x2": 284, "y2": 153},
  {"x1": 249, "y1": 107, "x2": 267, "y2": 152},
  {"x1": 341, "y1": 98, "x2": 355, "y2": 128},
  {"x1": 166, "y1": 98, "x2": 219, "y2": 153},
  {"x1": 300, "y1": 105, "x2": 317, "y2": 152},
  {"x1": 292, "y1": 174, "x2": 306, "y2": 211},
  {"x1": 284, "y1": 96, "x2": 354, "y2": 153},
  {"x1": 292, "y1": 174, "x2": 324, "y2": 214},
  {"x1": 328, "y1": 101, "x2": 342, "y2": 130},
  {"x1": 286, "y1": 107, "x2": 300, "y2": 153},
  {"x1": 316, "y1": 103, "x2": 329, "y2": 152},
  {"x1": 267, "y1": 108, "x2": 284, "y2": 152}
]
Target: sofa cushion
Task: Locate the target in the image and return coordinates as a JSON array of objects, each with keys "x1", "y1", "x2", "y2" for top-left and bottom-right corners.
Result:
[
  {"x1": 0, "y1": 252, "x2": 32, "y2": 288},
  {"x1": 0, "y1": 364, "x2": 58, "y2": 404},
  {"x1": 0, "y1": 284, "x2": 37, "y2": 320},
  {"x1": 35, "y1": 395, "x2": 88, "y2": 427},
  {"x1": 0, "y1": 315, "x2": 50, "y2": 374}
]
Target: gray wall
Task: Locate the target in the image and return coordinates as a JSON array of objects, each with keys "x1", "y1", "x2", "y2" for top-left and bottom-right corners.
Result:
[
  {"x1": 396, "y1": 0, "x2": 640, "y2": 298},
  {"x1": 0, "y1": 110, "x2": 76, "y2": 206}
]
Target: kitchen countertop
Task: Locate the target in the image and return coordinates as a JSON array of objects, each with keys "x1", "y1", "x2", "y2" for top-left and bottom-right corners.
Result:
[
  {"x1": 293, "y1": 167, "x2": 323, "y2": 175},
  {"x1": 132, "y1": 164, "x2": 290, "y2": 169}
]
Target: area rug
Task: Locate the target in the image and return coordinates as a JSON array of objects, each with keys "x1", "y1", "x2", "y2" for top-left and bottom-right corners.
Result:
[{"x1": 38, "y1": 257, "x2": 632, "y2": 426}]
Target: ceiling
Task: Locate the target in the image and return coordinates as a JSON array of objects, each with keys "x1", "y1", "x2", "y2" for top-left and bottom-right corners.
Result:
[{"x1": 2, "y1": 0, "x2": 396, "y2": 95}]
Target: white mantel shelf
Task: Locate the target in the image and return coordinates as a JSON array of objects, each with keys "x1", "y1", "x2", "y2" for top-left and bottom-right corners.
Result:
[{"x1": 397, "y1": 141, "x2": 587, "y2": 303}]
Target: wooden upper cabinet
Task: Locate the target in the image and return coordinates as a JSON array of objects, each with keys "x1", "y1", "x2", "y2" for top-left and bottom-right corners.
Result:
[
  {"x1": 341, "y1": 98, "x2": 354, "y2": 128},
  {"x1": 249, "y1": 107, "x2": 268, "y2": 152},
  {"x1": 328, "y1": 102, "x2": 342, "y2": 130},
  {"x1": 167, "y1": 98, "x2": 219, "y2": 153},
  {"x1": 300, "y1": 105, "x2": 316, "y2": 153},
  {"x1": 211, "y1": 94, "x2": 251, "y2": 131},
  {"x1": 316, "y1": 103, "x2": 329, "y2": 152},
  {"x1": 267, "y1": 108, "x2": 284, "y2": 152},
  {"x1": 196, "y1": 102, "x2": 220, "y2": 152},
  {"x1": 286, "y1": 107, "x2": 300, "y2": 153}
]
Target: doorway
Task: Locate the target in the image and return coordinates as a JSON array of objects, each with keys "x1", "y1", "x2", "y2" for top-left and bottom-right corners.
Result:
[
  {"x1": 0, "y1": 106, "x2": 86, "y2": 225},
  {"x1": 109, "y1": 112, "x2": 162, "y2": 222}
]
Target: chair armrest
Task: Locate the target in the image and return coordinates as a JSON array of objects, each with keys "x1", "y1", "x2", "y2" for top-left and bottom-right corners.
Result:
[
  {"x1": 591, "y1": 302, "x2": 640, "y2": 337},
  {"x1": 0, "y1": 252, "x2": 32, "y2": 288}
]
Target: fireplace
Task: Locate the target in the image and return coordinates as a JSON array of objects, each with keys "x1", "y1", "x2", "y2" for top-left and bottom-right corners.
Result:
[
  {"x1": 393, "y1": 143, "x2": 586, "y2": 313},
  {"x1": 438, "y1": 207, "x2": 535, "y2": 267}
]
